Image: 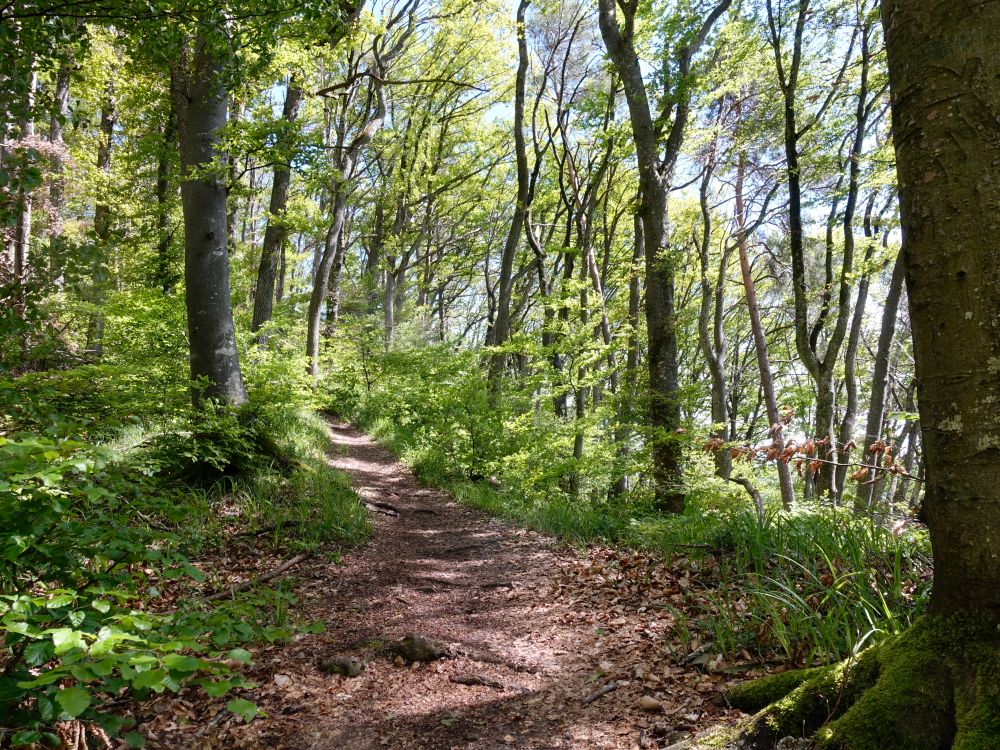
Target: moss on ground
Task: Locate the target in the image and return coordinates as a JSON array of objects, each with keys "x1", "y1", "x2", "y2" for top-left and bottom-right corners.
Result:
[{"x1": 697, "y1": 614, "x2": 1000, "y2": 750}]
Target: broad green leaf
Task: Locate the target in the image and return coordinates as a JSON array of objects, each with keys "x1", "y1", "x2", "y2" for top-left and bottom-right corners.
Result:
[
  {"x1": 56, "y1": 686, "x2": 91, "y2": 718},
  {"x1": 51, "y1": 628, "x2": 86, "y2": 655},
  {"x1": 226, "y1": 698, "x2": 258, "y2": 722}
]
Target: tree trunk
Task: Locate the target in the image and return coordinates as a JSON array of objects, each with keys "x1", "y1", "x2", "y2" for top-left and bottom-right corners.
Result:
[
  {"x1": 47, "y1": 59, "x2": 71, "y2": 283},
  {"x1": 11, "y1": 69, "x2": 36, "y2": 287},
  {"x1": 173, "y1": 36, "x2": 248, "y2": 406},
  {"x1": 85, "y1": 81, "x2": 115, "y2": 359},
  {"x1": 252, "y1": 80, "x2": 303, "y2": 344},
  {"x1": 598, "y1": 0, "x2": 732, "y2": 512},
  {"x1": 610, "y1": 211, "x2": 644, "y2": 498},
  {"x1": 486, "y1": 0, "x2": 531, "y2": 384},
  {"x1": 735, "y1": 152, "x2": 795, "y2": 511},
  {"x1": 883, "y1": 0, "x2": 1000, "y2": 618},
  {"x1": 858, "y1": 250, "x2": 906, "y2": 510},
  {"x1": 307, "y1": 196, "x2": 348, "y2": 381},
  {"x1": 155, "y1": 110, "x2": 176, "y2": 294}
]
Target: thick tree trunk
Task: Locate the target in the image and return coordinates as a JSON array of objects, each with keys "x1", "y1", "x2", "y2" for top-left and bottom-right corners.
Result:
[
  {"x1": 252, "y1": 80, "x2": 303, "y2": 344},
  {"x1": 174, "y1": 36, "x2": 248, "y2": 406},
  {"x1": 883, "y1": 0, "x2": 1000, "y2": 618}
]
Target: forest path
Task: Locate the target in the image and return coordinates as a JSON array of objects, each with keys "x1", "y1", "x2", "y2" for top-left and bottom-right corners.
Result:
[{"x1": 175, "y1": 421, "x2": 741, "y2": 749}]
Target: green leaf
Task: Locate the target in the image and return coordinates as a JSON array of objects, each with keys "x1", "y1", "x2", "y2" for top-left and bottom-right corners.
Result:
[
  {"x1": 124, "y1": 732, "x2": 146, "y2": 748},
  {"x1": 45, "y1": 593, "x2": 75, "y2": 609},
  {"x1": 23, "y1": 640, "x2": 52, "y2": 666},
  {"x1": 201, "y1": 679, "x2": 234, "y2": 698},
  {"x1": 10, "y1": 731, "x2": 43, "y2": 746},
  {"x1": 227, "y1": 647, "x2": 253, "y2": 664},
  {"x1": 163, "y1": 654, "x2": 200, "y2": 673},
  {"x1": 226, "y1": 698, "x2": 258, "y2": 722},
  {"x1": 52, "y1": 628, "x2": 86, "y2": 655},
  {"x1": 56, "y1": 686, "x2": 91, "y2": 718},
  {"x1": 132, "y1": 669, "x2": 167, "y2": 692}
]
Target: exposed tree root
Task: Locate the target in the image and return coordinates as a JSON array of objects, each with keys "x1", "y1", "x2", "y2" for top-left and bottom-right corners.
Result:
[{"x1": 690, "y1": 615, "x2": 1000, "y2": 749}]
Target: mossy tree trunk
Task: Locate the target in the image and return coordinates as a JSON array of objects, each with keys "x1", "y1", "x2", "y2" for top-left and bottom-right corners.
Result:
[{"x1": 702, "y1": 2, "x2": 1000, "y2": 748}]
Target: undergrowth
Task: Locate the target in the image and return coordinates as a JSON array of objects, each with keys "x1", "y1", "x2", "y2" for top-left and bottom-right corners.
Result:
[
  {"x1": 0, "y1": 351, "x2": 368, "y2": 745},
  {"x1": 324, "y1": 337, "x2": 932, "y2": 669}
]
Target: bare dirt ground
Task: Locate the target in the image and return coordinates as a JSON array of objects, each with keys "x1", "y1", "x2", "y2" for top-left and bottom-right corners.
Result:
[{"x1": 145, "y1": 421, "x2": 745, "y2": 749}]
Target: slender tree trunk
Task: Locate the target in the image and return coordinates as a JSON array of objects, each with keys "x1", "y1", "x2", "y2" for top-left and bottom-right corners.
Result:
[
  {"x1": 883, "y1": 0, "x2": 1000, "y2": 618},
  {"x1": 155, "y1": 110, "x2": 176, "y2": 294},
  {"x1": 611, "y1": 211, "x2": 644, "y2": 497},
  {"x1": 86, "y1": 81, "x2": 115, "y2": 359},
  {"x1": 858, "y1": 251, "x2": 906, "y2": 509},
  {"x1": 47, "y1": 60, "x2": 71, "y2": 283},
  {"x1": 487, "y1": 0, "x2": 531, "y2": 384},
  {"x1": 252, "y1": 80, "x2": 303, "y2": 344},
  {"x1": 173, "y1": 36, "x2": 248, "y2": 406},
  {"x1": 12, "y1": 69, "x2": 36, "y2": 287},
  {"x1": 695, "y1": 152, "x2": 734, "y2": 481},
  {"x1": 735, "y1": 152, "x2": 795, "y2": 510},
  {"x1": 307, "y1": 195, "x2": 348, "y2": 381}
]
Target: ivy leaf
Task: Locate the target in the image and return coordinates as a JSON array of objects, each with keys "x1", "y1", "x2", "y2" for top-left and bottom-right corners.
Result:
[{"x1": 55, "y1": 686, "x2": 91, "y2": 718}]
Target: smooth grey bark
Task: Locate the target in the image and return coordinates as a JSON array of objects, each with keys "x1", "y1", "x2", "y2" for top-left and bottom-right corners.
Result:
[
  {"x1": 173, "y1": 36, "x2": 248, "y2": 406},
  {"x1": 252, "y1": 80, "x2": 304, "y2": 344},
  {"x1": 883, "y1": 0, "x2": 1000, "y2": 618},
  {"x1": 598, "y1": 0, "x2": 732, "y2": 512}
]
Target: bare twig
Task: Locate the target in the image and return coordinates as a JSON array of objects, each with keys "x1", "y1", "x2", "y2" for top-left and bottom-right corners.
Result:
[{"x1": 582, "y1": 680, "x2": 620, "y2": 705}]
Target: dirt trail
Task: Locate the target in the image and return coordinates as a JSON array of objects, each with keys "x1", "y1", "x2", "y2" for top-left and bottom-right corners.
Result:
[{"x1": 157, "y1": 421, "x2": 742, "y2": 749}]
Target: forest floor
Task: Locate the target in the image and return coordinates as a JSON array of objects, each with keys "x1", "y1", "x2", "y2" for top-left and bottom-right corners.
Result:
[{"x1": 143, "y1": 421, "x2": 748, "y2": 749}]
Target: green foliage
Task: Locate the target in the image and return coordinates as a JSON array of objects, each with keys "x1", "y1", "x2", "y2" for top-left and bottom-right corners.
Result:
[
  {"x1": 0, "y1": 348, "x2": 367, "y2": 739},
  {"x1": 327, "y1": 340, "x2": 931, "y2": 666},
  {"x1": 0, "y1": 430, "x2": 252, "y2": 739}
]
